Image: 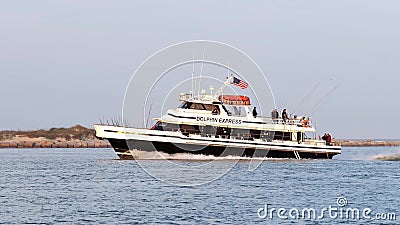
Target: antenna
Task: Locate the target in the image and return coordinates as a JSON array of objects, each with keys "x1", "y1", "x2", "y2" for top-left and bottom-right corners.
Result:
[
  {"x1": 197, "y1": 49, "x2": 205, "y2": 98},
  {"x1": 226, "y1": 61, "x2": 230, "y2": 78},
  {"x1": 191, "y1": 49, "x2": 195, "y2": 98}
]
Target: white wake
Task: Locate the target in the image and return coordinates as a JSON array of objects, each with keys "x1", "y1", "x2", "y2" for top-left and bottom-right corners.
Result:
[{"x1": 128, "y1": 149, "x2": 293, "y2": 161}]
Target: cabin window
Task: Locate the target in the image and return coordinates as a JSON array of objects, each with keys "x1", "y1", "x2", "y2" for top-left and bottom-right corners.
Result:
[
  {"x1": 180, "y1": 124, "x2": 200, "y2": 136},
  {"x1": 179, "y1": 102, "x2": 217, "y2": 111},
  {"x1": 221, "y1": 105, "x2": 232, "y2": 115},
  {"x1": 260, "y1": 131, "x2": 274, "y2": 142},
  {"x1": 284, "y1": 132, "x2": 291, "y2": 141},
  {"x1": 200, "y1": 125, "x2": 217, "y2": 137},
  {"x1": 250, "y1": 129, "x2": 261, "y2": 139},
  {"x1": 203, "y1": 104, "x2": 216, "y2": 111},
  {"x1": 189, "y1": 103, "x2": 206, "y2": 110},
  {"x1": 151, "y1": 121, "x2": 163, "y2": 130},
  {"x1": 223, "y1": 105, "x2": 243, "y2": 116},
  {"x1": 159, "y1": 123, "x2": 180, "y2": 132},
  {"x1": 179, "y1": 101, "x2": 192, "y2": 109},
  {"x1": 215, "y1": 127, "x2": 231, "y2": 138},
  {"x1": 231, "y1": 128, "x2": 252, "y2": 140},
  {"x1": 273, "y1": 131, "x2": 292, "y2": 141}
]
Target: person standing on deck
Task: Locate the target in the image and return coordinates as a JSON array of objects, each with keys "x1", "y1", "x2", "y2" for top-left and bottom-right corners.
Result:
[
  {"x1": 252, "y1": 107, "x2": 258, "y2": 118},
  {"x1": 322, "y1": 133, "x2": 327, "y2": 141},
  {"x1": 271, "y1": 109, "x2": 277, "y2": 123},
  {"x1": 282, "y1": 108, "x2": 288, "y2": 124},
  {"x1": 326, "y1": 133, "x2": 332, "y2": 146}
]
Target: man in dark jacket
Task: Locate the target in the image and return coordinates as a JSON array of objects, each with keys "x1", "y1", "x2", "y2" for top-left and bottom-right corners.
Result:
[
  {"x1": 252, "y1": 107, "x2": 258, "y2": 118},
  {"x1": 282, "y1": 108, "x2": 288, "y2": 124}
]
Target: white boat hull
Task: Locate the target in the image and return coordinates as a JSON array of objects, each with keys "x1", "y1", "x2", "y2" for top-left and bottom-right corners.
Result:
[{"x1": 95, "y1": 125, "x2": 341, "y2": 160}]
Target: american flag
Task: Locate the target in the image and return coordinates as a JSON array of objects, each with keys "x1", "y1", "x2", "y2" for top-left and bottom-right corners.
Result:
[{"x1": 231, "y1": 76, "x2": 249, "y2": 89}]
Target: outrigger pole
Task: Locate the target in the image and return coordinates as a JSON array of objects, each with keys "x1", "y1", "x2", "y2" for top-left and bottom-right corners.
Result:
[
  {"x1": 191, "y1": 49, "x2": 195, "y2": 98},
  {"x1": 197, "y1": 49, "x2": 205, "y2": 98}
]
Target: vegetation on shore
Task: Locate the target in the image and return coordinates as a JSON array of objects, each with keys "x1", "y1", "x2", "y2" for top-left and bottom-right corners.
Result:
[
  {"x1": 0, "y1": 125, "x2": 95, "y2": 141},
  {"x1": 0, "y1": 125, "x2": 110, "y2": 148}
]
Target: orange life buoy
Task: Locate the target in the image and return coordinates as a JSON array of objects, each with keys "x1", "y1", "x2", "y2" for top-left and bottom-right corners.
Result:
[{"x1": 302, "y1": 119, "x2": 309, "y2": 127}]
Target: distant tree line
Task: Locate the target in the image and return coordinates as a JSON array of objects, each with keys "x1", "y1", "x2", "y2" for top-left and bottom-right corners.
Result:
[{"x1": 0, "y1": 125, "x2": 96, "y2": 141}]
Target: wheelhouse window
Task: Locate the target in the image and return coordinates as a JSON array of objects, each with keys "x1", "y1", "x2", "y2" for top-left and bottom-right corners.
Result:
[
  {"x1": 179, "y1": 101, "x2": 217, "y2": 111},
  {"x1": 203, "y1": 104, "x2": 215, "y2": 111},
  {"x1": 179, "y1": 101, "x2": 192, "y2": 109},
  {"x1": 190, "y1": 103, "x2": 205, "y2": 110},
  {"x1": 223, "y1": 105, "x2": 243, "y2": 116}
]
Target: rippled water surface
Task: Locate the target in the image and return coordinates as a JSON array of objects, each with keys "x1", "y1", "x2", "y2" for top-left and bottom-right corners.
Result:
[{"x1": 0, "y1": 147, "x2": 399, "y2": 224}]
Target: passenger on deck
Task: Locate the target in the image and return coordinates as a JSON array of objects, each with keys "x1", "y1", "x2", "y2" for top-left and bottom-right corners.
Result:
[
  {"x1": 212, "y1": 105, "x2": 220, "y2": 115},
  {"x1": 282, "y1": 108, "x2": 288, "y2": 124},
  {"x1": 252, "y1": 107, "x2": 258, "y2": 118},
  {"x1": 326, "y1": 133, "x2": 332, "y2": 146},
  {"x1": 298, "y1": 116, "x2": 305, "y2": 127},
  {"x1": 322, "y1": 133, "x2": 327, "y2": 141},
  {"x1": 271, "y1": 109, "x2": 278, "y2": 123},
  {"x1": 302, "y1": 117, "x2": 310, "y2": 127},
  {"x1": 292, "y1": 115, "x2": 297, "y2": 125}
]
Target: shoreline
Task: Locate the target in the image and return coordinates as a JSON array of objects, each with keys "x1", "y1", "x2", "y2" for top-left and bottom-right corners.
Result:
[
  {"x1": 333, "y1": 140, "x2": 400, "y2": 147},
  {"x1": 0, "y1": 125, "x2": 398, "y2": 148},
  {"x1": 0, "y1": 139, "x2": 399, "y2": 149},
  {"x1": 0, "y1": 140, "x2": 111, "y2": 148}
]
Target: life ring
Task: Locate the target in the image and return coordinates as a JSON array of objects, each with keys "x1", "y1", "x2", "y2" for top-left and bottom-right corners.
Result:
[{"x1": 302, "y1": 119, "x2": 309, "y2": 127}]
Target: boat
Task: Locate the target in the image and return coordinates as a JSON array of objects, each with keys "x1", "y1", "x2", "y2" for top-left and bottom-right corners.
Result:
[{"x1": 94, "y1": 76, "x2": 341, "y2": 159}]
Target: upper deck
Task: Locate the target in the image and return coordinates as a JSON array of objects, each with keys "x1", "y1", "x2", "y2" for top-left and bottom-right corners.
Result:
[{"x1": 154, "y1": 94, "x2": 315, "y2": 133}]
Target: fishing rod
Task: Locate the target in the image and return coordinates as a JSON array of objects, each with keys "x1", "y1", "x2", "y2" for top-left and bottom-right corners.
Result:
[
  {"x1": 292, "y1": 81, "x2": 321, "y2": 115},
  {"x1": 307, "y1": 84, "x2": 340, "y2": 115}
]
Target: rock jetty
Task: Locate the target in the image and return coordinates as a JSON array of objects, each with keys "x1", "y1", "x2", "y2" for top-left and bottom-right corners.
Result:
[
  {"x1": 0, "y1": 125, "x2": 111, "y2": 148},
  {"x1": 334, "y1": 139, "x2": 400, "y2": 147},
  {"x1": 0, "y1": 140, "x2": 111, "y2": 148}
]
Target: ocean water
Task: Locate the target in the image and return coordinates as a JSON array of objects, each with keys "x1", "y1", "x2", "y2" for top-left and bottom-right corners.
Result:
[{"x1": 0, "y1": 147, "x2": 399, "y2": 224}]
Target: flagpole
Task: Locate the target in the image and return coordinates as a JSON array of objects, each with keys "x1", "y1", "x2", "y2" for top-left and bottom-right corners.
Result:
[{"x1": 214, "y1": 75, "x2": 232, "y2": 97}]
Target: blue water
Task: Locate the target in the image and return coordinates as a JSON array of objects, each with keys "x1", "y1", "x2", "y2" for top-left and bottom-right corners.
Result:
[{"x1": 0, "y1": 147, "x2": 399, "y2": 224}]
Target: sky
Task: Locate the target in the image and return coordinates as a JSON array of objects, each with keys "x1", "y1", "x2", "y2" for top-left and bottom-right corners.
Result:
[{"x1": 0, "y1": 0, "x2": 399, "y2": 139}]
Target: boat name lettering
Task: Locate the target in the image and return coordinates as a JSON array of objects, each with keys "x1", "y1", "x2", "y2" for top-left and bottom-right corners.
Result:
[{"x1": 196, "y1": 116, "x2": 242, "y2": 124}]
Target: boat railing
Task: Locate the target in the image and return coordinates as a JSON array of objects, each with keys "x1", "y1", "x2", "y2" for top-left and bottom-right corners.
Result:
[
  {"x1": 303, "y1": 139, "x2": 327, "y2": 146},
  {"x1": 257, "y1": 117, "x2": 313, "y2": 127}
]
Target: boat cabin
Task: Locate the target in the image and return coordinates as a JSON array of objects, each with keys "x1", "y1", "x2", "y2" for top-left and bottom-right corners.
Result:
[{"x1": 150, "y1": 93, "x2": 315, "y2": 145}]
